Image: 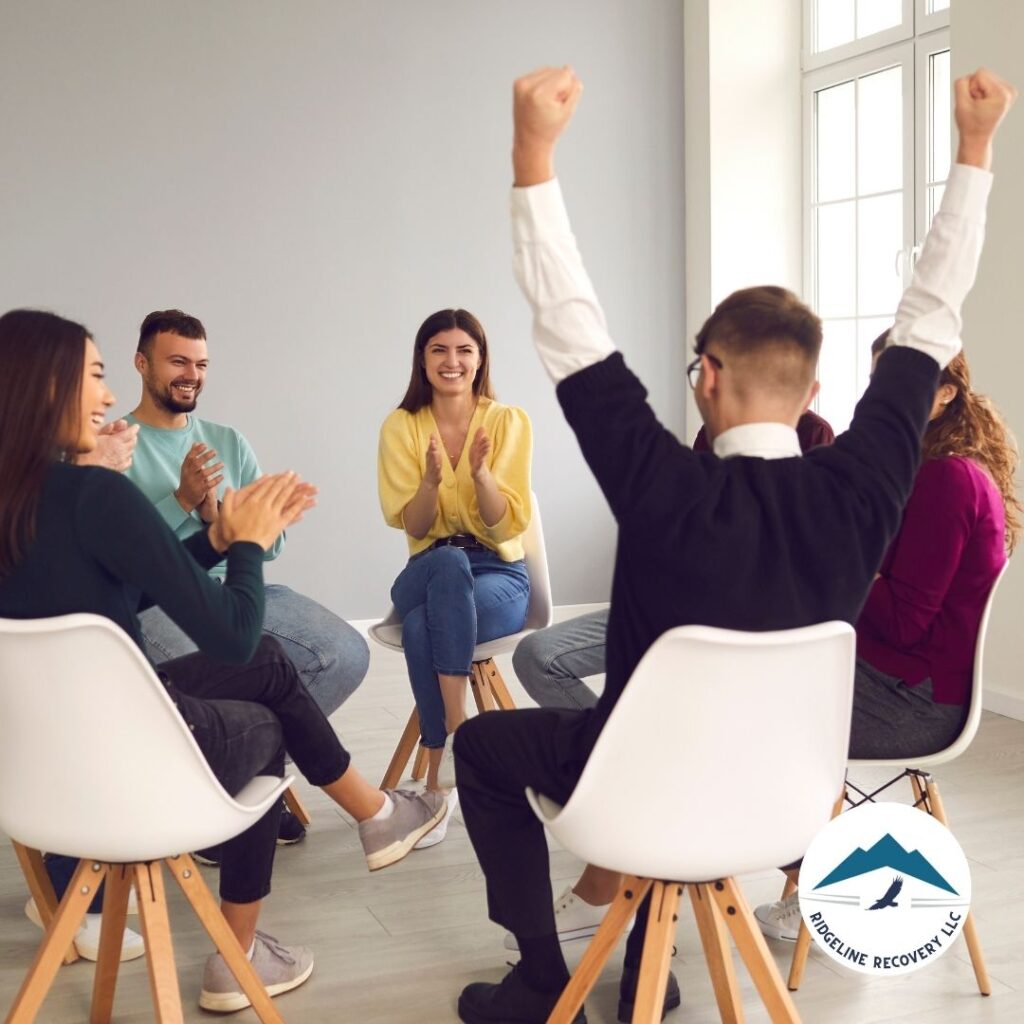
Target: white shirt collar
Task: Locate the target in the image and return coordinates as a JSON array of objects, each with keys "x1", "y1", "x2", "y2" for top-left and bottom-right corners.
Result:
[{"x1": 712, "y1": 422, "x2": 802, "y2": 460}]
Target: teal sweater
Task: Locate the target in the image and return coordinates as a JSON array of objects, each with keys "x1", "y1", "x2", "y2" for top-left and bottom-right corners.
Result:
[{"x1": 125, "y1": 414, "x2": 284, "y2": 577}]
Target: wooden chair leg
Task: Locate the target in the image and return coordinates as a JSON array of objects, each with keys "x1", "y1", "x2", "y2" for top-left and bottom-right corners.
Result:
[
  {"x1": 11, "y1": 841, "x2": 79, "y2": 965},
  {"x1": 133, "y1": 862, "x2": 184, "y2": 1023},
  {"x1": 787, "y1": 788, "x2": 845, "y2": 991},
  {"x1": 476, "y1": 658, "x2": 517, "y2": 711},
  {"x1": 412, "y1": 743, "x2": 430, "y2": 781},
  {"x1": 90, "y1": 864, "x2": 133, "y2": 1024},
  {"x1": 712, "y1": 878, "x2": 800, "y2": 1024},
  {"x1": 5, "y1": 858, "x2": 102, "y2": 1023},
  {"x1": 380, "y1": 707, "x2": 422, "y2": 789},
  {"x1": 283, "y1": 787, "x2": 311, "y2": 828},
  {"x1": 690, "y1": 884, "x2": 744, "y2": 1024},
  {"x1": 165, "y1": 855, "x2": 285, "y2": 1024},
  {"x1": 469, "y1": 662, "x2": 497, "y2": 712},
  {"x1": 548, "y1": 876, "x2": 653, "y2": 1024},
  {"x1": 632, "y1": 881, "x2": 682, "y2": 1024},
  {"x1": 919, "y1": 777, "x2": 991, "y2": 996}
]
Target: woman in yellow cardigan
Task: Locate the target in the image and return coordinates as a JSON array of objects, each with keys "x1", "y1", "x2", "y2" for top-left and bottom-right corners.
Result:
[{"x1": 379, "y1": 309, "x2": 532, "y2": 836}]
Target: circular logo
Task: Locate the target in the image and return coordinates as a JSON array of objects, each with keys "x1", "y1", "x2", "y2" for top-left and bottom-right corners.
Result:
[{"x1": 797, "y1": 801, "x2": 971, "y2": 976}]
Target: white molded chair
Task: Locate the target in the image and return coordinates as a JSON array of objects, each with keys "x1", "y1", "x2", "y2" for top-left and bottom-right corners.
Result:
[
  {"x1": 528, "y1": 622, "x2": 856, "y2": 1024},
  {"x1": 371, "y1": 493, "x2": 552, "y2": 789},
  {"x1": 786, "y1": 563, "x2": 1008, "y2": 996},
  {"x1": 0, "y1": 614, "x2": 294, "y2": 1024}
]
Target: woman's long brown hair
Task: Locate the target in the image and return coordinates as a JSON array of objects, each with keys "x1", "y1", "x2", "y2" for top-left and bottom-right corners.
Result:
[
  {"x1": 398, "y1": 308, "x2": 494, "y2": 413},
  {"x1": 0, "y1": 309, "x2": 89, "y2": 576},
  {"x1": 923, "y1": 352, "x2": 1023, "y2": 553}
]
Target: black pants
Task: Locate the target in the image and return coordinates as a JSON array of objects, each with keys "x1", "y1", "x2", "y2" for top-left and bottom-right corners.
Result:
[
  {"x1": 49, "y1": 636, "x2": 349, "y2": 906},
  {"x1": 455, "y1": 706, "x2": 595, "y2": 938}
]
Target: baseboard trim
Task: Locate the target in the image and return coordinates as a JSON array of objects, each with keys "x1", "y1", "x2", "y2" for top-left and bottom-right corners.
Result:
[{"x1": 983, "y1": 687, "x2": 1024, "y2": 722}]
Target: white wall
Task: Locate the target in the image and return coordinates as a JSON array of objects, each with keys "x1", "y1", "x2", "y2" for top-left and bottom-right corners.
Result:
[
  {"x1": 952, "y1": 4, "x2": 1024, "y2": 716},
  {"x1": 0, "y1": 0, "x2": 686, "y2": 619},
  {"x1": 683, "y1": 0, "x2": 803, "y2": 433}
]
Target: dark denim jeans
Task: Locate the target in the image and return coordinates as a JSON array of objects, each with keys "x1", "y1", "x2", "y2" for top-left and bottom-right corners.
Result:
[
  {"x1": 391, "y1": 545, "x2": 530, "y2": 748},
  {"x1": 47, "y1": 636, "x2": 349, "y2": 906}
]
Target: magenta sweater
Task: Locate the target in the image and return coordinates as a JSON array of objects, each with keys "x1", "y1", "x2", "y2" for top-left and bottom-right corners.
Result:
[{"x1": 857, "y1": 456, "x2": 1006, "y2": 705}]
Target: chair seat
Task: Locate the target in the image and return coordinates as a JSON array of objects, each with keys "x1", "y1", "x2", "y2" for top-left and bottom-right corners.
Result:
[
  {"x1": 368, "y1": 621, "x2": 530, "y2": 663},
  {"x1": 20, "y1": 773, "x2": 294, "y2": 864}
]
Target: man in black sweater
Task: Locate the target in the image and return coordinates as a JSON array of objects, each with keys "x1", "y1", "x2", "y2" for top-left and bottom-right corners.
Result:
[{"x1": 453, "y1": 66, "x2": 1016, "y2": 1024}]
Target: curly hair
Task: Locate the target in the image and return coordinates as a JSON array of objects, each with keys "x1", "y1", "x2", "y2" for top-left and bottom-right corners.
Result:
[{"x1": 922, "y1": 352, "x2": 1023, "y2": 553}]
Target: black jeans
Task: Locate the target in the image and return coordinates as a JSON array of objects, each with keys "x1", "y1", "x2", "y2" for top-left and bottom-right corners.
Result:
[
  {"x1": 455, "y1": 706, "x2": 594, "y2": 938},
  {"x1": 48, "y1": 636, "x2": 350, "y2": 905}
]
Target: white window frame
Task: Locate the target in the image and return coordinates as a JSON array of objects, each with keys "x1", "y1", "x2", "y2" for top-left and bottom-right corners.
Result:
[
  {"x1": 803, "y1": 0, "x2": 913, "y2": 71},
  {"x1": 915, "y1": 28, "x2": 952, "y2": 243},
  {"x1": 916, "y1": 0, "x2": 951, "y2": 36},
  {"x1": 801, "y1": 42, "x2": 915, "y2": 338}
]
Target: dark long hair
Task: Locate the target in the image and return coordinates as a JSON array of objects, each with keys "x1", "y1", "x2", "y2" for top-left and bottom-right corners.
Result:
[
  {"x1": 0, "y1": 309, "x2": 90, "y2": 576},
  {"x1": 398, "y1": 308, "x2": 494, "y2": 413}
]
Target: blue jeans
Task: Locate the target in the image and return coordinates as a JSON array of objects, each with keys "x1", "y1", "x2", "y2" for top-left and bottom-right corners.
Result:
[
  {"x1": 138, "y1": 584, "x2": 369, "y2": 719},
  {"x1": 512, "y1": 609, "x2": 608, "y2": 711},
  {"x1": 391, "y1": 546, "x2": 530, "y2": 748}
]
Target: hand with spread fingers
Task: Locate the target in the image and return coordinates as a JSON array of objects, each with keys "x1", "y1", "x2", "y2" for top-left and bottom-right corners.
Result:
[
  {"x1": 955, "y1": 68, "x2": 1018, "y2": 170},
  {"x1": 176, "y1": 442, "x2": 225, "y2": 513}
]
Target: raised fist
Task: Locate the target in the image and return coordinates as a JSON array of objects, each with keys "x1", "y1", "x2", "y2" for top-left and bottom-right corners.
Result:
[
  {"x1": 513, "y1": 66, "x2": 583, "y2": 155},
  {"x1": 955, "y1": 68, "x2": 1017, "y2": 169}
]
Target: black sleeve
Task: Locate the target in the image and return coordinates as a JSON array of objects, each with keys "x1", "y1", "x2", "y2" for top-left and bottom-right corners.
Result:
[
  {"x1": 806, "y1": 346, "x2": 938, "y2": 538},
  {"x1": 136, "y1": 528, "x2": 225, "y2": 613},
  {"x1": 556, "y1": 353, "x2": 707, "y2": 524},
  {"x1": 75, "y1": 470, "x2": 264, "y2": 663}
]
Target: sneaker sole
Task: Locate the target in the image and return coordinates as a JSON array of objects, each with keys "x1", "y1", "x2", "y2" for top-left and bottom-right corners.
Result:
[
  {"x1": 413, "y1": 789, "x2": 459, "y2": 850},
  {"x1": 198, "y1": 959, "x2": 315, "y2": 1012},
  {"x1": 503, "y1": 915, "x2": 634, "y2": 951},
  {"x1": 25, "y1": 899, "x2": 145, "y2": 963},
  {"x1": 275, "y1": 834, "x2": 306, "y2": 847},
  {"x1": 753, "y1": 907, "x2": 799, "y2": 942},
  {"x1": 365, "y1": 802, "x2": 448, "y2": 871}
]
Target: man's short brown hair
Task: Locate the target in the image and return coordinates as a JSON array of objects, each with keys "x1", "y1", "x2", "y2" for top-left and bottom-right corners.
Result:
[
  {"x1": 695, "y1": 286, "x2": 822, "y2": 397},
  {"x1": 137, "y1": 309, "x2": 206, "y2": 356}
]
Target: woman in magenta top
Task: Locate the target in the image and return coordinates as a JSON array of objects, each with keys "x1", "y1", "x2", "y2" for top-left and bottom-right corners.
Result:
[{"x1": 850, "y1": 344, "x2": 1020, "y2": 758}]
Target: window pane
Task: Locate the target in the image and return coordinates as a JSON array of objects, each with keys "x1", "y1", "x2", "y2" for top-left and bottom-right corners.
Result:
[
  {"x1": 817, "y1": 201, "x2": 857, "y2": 318},
  {"x1": 817, "y1": 0, "x2": 855, "y2": 52},
  {"x1": 858, "y1": 316, "x2": 892, "y2": 393},
  {"x1": 858, "y1": 66, "x2": 903, "y2": 195},
  {"x1": 929, "y1": 0, "x2": 950, "y2": 11},
  {"x1": 816, "y1": 81, "x2": 856, "y2": 201},
  {"x1": 857, "y1": 0, "x2": 902, "y2": 38},
  {"x1": 858, "y1": 192, "x2": 903, "y2": 315},
  {"x1": 930, "y1": 50, "x2": 951, "y2": 184},
  {"x1": 818, "y1": 319, "x2": 859, "y2": 432}
]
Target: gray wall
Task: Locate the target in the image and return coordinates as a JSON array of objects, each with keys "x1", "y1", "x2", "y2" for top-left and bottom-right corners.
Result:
[
  {"x1": 953, "y1": 4, "x2": 1024, "y2": 712},
  {"x1": 0, "y1": 0, "x2": 687, "y2": 620}
]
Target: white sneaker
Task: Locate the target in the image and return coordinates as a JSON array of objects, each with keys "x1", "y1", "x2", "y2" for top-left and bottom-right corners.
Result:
[
  {"x1": 437, "y1": 734, "x2": 457, "y2": 790},
  {"x1": 25, "y1": 897, "x2": 145, "y2": 962},
  {"x1": 503, "y1": 884, "x2": 630, "y2": 951},
  {"x1": 754, "y1": 892, "x2": 802, "y2": 941},
  {"x1": 414, "y1": 788, "x2": 459, "y2": 849}
]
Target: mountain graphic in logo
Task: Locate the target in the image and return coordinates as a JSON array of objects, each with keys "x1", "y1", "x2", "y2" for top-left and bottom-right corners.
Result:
[{"x1": 813, "y1": 833, "x2": 957, "y2": 894}]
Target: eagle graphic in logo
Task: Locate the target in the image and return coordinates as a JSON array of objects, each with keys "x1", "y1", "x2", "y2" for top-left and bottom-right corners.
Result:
[{"x1": 866, "y1": 875, "x2": 903, "y2": 910}]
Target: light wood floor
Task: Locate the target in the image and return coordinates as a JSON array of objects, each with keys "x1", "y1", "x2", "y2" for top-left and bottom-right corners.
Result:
[{"x1": 2, "y1": 638, "x2": 1022, "y2": 1022}]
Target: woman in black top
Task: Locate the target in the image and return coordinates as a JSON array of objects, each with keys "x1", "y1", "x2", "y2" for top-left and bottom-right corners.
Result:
[{"x1": 0, "y1": 310, "x2": 444, "y2": 1012}]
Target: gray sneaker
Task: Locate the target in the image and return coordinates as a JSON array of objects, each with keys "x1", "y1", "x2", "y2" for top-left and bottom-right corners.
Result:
[
  {"x1": 358, "y1": 789, "x2": 447, "y2": 871},
  {"x1": 199, "y1": 930, "x2": 314, "y2": 1012}
]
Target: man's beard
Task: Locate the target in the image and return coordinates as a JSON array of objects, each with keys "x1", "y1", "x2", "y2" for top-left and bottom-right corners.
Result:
[{"x1": 147, "y1": 376, "x2": 201, "y2": 414}]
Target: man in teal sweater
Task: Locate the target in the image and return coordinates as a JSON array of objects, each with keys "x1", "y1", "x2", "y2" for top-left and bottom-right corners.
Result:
[{"x1": 123, "y1": 309, "x2": 370, "y2": 843}]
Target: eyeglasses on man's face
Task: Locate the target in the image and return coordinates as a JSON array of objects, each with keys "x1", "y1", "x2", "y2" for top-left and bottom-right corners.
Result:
[{"x1": 686, "y1": 352, "x2": 724, "y2": 389}]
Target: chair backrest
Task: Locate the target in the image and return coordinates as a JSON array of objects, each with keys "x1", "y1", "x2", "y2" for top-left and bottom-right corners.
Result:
[
  {"x1": 531, "y1": 622, "x2": 856, "y2": 882},
  {"x1": 849, "y1": 560, "x2": 1009, "y2": 770},
  {"x1": 0, "y1": 614, "x2": 286, "y2": 862},
  {"x1": 369, "y1": 491, "x2": 552, "y2": 646}
]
